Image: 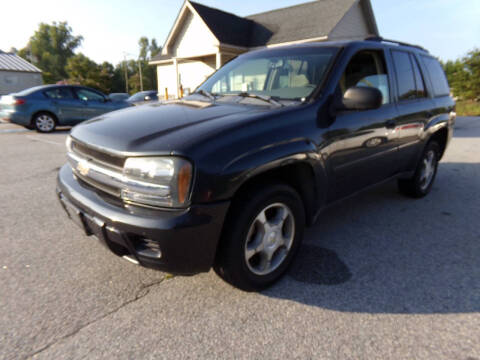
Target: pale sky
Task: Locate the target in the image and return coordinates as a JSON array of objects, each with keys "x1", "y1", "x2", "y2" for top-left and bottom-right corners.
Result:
[{"x1": 0, "y1": 0, "x2": 478, "y2": 65}]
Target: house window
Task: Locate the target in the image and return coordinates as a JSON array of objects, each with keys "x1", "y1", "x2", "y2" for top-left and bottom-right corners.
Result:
[{"x1": 4, "y1": 75, "x2": 18, "y2": 85}]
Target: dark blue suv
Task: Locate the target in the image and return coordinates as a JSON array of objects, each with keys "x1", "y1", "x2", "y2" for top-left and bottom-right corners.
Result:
[{"x1": 0, "y1": 85, "x2": 131, "y2": 132}]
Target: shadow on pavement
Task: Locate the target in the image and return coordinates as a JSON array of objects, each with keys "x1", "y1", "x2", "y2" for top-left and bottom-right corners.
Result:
[{"x1": 264, "y1": 162, "x2": 480, "y2": 314}]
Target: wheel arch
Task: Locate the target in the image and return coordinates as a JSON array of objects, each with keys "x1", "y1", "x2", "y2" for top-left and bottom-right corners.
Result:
[
  {"x1": 225, "y1": 161, "x2": 324, "y2": 227},
  {"x1": 31, "y1": 110, "x2": 59, "y2": 127},
  {"x1": 427, "y1": 127, "x2": 449, "y2": 160}
]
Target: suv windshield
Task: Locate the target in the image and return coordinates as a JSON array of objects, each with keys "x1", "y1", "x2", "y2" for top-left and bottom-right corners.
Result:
[{"x1": 196, "y1": 47, "x2": 337, "y2": 102}]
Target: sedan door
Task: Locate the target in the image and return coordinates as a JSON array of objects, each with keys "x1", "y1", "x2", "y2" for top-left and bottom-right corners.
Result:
[{"x1": 73, "y1": 88, "x2": 112, "y2": 119}]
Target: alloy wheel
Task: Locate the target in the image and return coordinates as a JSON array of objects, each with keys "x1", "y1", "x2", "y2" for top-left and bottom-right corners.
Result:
[{"x1": 244, "y1": 202, "x2": 295, "y2": 276}]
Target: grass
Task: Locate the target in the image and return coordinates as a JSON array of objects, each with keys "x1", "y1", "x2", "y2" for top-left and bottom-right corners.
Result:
[{"x1": 456, "y1": 100, "x2": 480, "y2": 116}]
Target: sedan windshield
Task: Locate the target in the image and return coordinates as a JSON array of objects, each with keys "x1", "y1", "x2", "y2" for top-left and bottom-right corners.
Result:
[{"x1": 196, "y1": 47, "x2": 337, "y2": 102}]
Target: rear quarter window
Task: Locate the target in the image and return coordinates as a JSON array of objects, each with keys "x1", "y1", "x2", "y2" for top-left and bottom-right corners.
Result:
[{"x1": 421, "y1": 56, "x2": 450, "y2": 97}]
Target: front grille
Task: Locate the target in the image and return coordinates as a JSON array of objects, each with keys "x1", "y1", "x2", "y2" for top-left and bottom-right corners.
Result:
[
  {"x1": 68, "y1": 140, "x2": 126, "y2": 198},
  {"x1": 75, "y1": 172, "x2": 122, "y2": 197},
  {"x1": 72, "y1": 139, "x2": 125, "y2": 169}
]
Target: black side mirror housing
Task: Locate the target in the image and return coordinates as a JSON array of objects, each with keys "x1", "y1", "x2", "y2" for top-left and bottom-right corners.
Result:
[{"x1": 340, "y1": 87, "x2": 383, "y2": 111}]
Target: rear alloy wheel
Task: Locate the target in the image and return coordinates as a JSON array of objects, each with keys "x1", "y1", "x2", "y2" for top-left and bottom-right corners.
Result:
[
  {"x1": 214, "y1": 183, "x2": 305, "y2": 291},
  {"x1": 34, "y1": 113, "x2": 56, "y2": 133},
  {"x1": 398, "y1": 141, "x2": 440, "y2": 198}
]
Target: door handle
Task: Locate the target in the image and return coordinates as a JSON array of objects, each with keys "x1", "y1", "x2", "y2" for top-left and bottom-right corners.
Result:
[{"x1": 385, "y1": 119, "x2": 396, "y2": 129}]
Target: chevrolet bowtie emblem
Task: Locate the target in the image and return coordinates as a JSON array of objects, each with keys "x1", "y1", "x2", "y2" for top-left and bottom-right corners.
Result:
[{"x1": 77, "y1": 160, "x2": 90, "y2": 176}]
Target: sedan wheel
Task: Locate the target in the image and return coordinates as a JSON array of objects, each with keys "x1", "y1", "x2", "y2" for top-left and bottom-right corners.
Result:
[{"x1": 34, "y1": 113, "x2": 56, "y2": 133}]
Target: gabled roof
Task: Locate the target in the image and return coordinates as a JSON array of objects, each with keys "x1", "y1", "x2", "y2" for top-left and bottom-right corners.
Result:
[
  {"x1": 151, "y1": 0, "x2": 378, "y2": 63},
  {"x1": 0, "y1": 50, "x2": 42, "y2": 73},
  {"x1": 247, "y1": 0, "x2": 358, "y2": 46}
]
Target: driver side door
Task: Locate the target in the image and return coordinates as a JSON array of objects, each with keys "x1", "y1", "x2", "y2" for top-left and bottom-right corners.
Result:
[
  {"x1": 324, "y1": 49, "x2": 400, "y2": 200},
  {"x1": 73, "y1": 88, "x2": 110, "y2": 120}
]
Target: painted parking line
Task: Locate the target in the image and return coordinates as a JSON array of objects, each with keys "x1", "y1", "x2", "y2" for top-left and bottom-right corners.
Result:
[
  {"x1": 0, "y1": 128, "x2": 30, "y2": 134},
  {"x1": 25, "y1": 135, "x2": 64, "y2": 146}
]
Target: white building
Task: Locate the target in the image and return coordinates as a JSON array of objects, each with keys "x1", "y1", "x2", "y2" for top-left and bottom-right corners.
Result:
[
  {"x1": 149, "y1": 0, "x2": 379, "y2": 99},
  {"x1": 0, "y1": 51, "x2": 43, "y2": 95}
]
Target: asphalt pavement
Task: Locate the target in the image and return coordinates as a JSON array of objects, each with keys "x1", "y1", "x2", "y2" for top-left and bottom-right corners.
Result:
[{"x1": 0, "y1": 117, "x2": 479, "y2": 359}]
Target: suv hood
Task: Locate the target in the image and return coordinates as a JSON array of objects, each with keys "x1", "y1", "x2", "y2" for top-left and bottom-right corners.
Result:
[{"x1": 71, "y1": 100, "x2": 271, "y2": 154}]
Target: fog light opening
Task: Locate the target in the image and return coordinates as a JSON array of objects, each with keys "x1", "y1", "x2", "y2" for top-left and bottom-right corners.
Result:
[{"x1": 136, "y1": 238, "x2": 162, "y2": 259}]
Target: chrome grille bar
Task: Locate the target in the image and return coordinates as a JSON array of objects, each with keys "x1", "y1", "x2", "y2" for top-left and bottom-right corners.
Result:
[{"x1": 67, "y1": 151, "x2": 170, "y2": 197}]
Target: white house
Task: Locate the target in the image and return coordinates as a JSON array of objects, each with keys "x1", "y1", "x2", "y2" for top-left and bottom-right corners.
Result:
[
  {"x1": 0, "y1": 51, "x2": 43, "y2": 95},
  {"x1": 149, "y1": 0, "x2": 379, "y2": 99}
]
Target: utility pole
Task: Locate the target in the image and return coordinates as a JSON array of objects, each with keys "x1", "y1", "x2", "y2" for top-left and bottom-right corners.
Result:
[
  {"x1": 124, "y1": 54, "x2": 129, "y2": 94},
  {"x1": 138, "y1": 60, "x2": 143, "y2": 91}
]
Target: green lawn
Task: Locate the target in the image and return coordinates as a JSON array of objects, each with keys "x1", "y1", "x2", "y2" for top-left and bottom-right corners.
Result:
[{"x1": 456, "y1": 100, "x2": 480, "y2": 116}]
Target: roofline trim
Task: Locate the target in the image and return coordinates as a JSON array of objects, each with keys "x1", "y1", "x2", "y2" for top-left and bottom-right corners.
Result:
[
  {"x1": 0, "y1": 68, "x2": 42, "y2": 74},
  {"x1": 161, "y1": 1, "x2": 220, "y2": 57},
  {"x1": 361, "y1": 0, "x2": 379, "y2": 36}
]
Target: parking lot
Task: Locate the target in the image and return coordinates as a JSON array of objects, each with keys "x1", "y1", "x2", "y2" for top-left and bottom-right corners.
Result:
[{"x1": 0, "y1": 117, "x2": 479, "y2": 360}]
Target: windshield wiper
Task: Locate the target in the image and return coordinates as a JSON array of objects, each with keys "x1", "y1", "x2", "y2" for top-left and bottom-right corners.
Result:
[
  {"x1": 235, "y1": 92, "x2": 283, "y2": 107},
  {"x1": 194, "y1": 89, "x2": 216, "y2": 101}
]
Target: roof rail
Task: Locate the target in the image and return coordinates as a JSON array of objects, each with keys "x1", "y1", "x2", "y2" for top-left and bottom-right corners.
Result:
[{"x1": 365, "y1": 36, "x2": 429, "y2": 53}]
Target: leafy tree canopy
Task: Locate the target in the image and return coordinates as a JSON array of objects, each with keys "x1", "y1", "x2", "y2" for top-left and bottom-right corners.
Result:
[{"x1": 18, "y1": 22, "x2": 83, "y2": 83}]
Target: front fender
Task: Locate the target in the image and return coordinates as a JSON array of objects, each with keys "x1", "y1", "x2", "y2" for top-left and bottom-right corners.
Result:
[{"x1": 203, "y1": 139, "x2": 328, "y2": 219}]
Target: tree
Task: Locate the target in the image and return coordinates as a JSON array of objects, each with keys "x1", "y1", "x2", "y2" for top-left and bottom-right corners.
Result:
[
  {"x1": 66, "y1": 53, "x2": 115, "y2": 93},
  {"x1": 443, "y1": 49, "x2": 480, "y2": 100},
  {"x1": 18, "y1": 22, "x2": 83, "y2": 84},
  {"x1": 127, "y1": 37, "x2": 162, "y2": 93}
]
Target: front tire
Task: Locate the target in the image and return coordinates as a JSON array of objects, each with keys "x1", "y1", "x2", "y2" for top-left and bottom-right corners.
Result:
[
  {"x1": 214, "y1": 183, "x2": 305, "y2": 291},
  {"x1": 398, "y1": 141, "x2": 440, "y2": 198},
  {"x1": 33, "y1": 112, "x2": 56, "y2": 133}
]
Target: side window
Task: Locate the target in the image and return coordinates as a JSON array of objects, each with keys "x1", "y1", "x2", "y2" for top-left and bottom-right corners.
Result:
[
  {"x1": 421, "y1": 56, "x2": 450, "y2": 97},
  {"x1": 411, "y1": 55, "x2": 427, "y2": 98},
  {"x1": 340, "y1": 50, "x2": 390, "y2": 105},
  {"x1": 44, "y1": 88, "x2": 74, "y2": 100},
  {"x1": 75, "y1": 88, "x2": 105, "y2": 102},
  {"x1": 392, "y1": 50, "x2": 416, "y2": 101}
]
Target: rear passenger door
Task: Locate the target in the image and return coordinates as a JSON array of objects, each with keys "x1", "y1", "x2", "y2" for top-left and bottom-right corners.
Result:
[{"x1": 390, "y1": 50, "x2": 435, "y2": 172}]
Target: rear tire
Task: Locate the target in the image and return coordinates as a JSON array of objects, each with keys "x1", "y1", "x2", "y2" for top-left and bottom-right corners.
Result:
[
  {"x1": 398, "y1": 141, "x2": 440, "y2": 198},
  {"x1": 33, "y1": 112, "x2": 56, "y2": 133},
  {"x1": 214, "y1": 183, "x2": 305, "y2": 291}
]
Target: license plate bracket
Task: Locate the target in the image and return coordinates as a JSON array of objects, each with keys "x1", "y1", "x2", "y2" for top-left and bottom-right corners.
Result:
[{"x1": 59, "y1": 194, "x2": 89, "y2": 235}]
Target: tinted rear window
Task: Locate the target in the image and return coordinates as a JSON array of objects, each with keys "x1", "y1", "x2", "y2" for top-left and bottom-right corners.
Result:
[
  {"x1": 392, "y1": 50, "x2": 416, "y2": 101},
  {"x1": 44, "y1": 87, "x2": 74, "y2": 99},
  {"x1": 421, "y1": 56, "x2": 450, "y2": 97}
]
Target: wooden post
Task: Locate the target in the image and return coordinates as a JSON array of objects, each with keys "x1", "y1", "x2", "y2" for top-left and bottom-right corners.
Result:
[
  {"x1": 216, "y1": 52, "x2": 222, "y2": 69},
  {"x1": 165, "y1": 87, "x2": 168, "y2": 100}
]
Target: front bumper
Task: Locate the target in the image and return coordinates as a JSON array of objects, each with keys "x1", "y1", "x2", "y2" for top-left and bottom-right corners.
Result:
[{"x1": 57, "y1": 164, "x2": 230, "y2": 274}]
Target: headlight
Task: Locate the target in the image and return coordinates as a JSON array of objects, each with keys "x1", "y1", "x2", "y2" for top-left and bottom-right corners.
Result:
[{"x1": 121, "y1": 157, "x2": 193, "y2": 208}]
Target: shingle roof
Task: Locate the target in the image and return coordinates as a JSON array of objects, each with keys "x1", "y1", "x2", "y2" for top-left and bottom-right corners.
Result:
[
  {"x1": 0, "y1": 50, "x2": 42, "y2": 73},
  {"x1": 189, "y1": 2, "x2": 254, "y2": 47},
  {"x1": 247, "y1": 0, "x2": 357, "y2": 46}
]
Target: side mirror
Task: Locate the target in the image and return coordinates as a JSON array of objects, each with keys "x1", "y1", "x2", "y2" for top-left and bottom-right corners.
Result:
[
  {"x1": 144, "y1": 96, "x2": 151, "y2": 101},
  {"x1": 340, "y1": 87, "x2": 383, "y2": 111}
]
